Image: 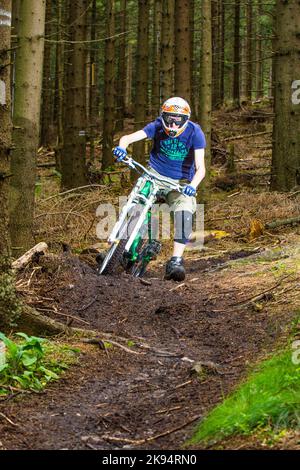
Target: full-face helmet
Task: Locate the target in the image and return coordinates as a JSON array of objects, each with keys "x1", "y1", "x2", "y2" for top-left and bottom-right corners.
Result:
[{"x1": 161, "y1": 97, "x2": 191, "y2": 137}]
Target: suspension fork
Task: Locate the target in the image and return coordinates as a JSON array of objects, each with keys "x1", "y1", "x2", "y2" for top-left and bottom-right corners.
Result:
[
  {"x1": 124, "y1": 191, "x2": 157, "y2": 252},
  {"x1": 108, "y1": 175, "x2": 146, "y2": 243}
]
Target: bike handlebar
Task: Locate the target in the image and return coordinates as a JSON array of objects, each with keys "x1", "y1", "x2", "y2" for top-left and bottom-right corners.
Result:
[{"x1": 122, "y1": 156, "x2": 186, "y2": 193}]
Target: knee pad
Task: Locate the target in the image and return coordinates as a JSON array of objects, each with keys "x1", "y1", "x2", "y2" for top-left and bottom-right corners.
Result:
[{"x1": 174, "y1": 211, "x2": 193, "y2": 245}]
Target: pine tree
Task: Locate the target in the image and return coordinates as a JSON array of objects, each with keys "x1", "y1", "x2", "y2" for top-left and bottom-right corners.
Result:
[
  {"x1": 61, "y1": 0, "x2": 88, "y2": 188},
  {"x1": 233, "y1": 0, "x2": 240, "y2": 106},
  {"x1": 40, "y1": 0, "x2": 54, "y2": 146},
  {"x1": 160, "y1": 0, "x2": 175, "y2": 101},
  {"x1": 0, "y1": 0, "x2": 12, "y2": 260},
  {"x1": 116, "y1": 0, "x2": 127, "y2": 132},
  {"x1": 271, "y1": 0, "x2": 300, "y2": 191},
  {"x1": 245, "y1": 1, "x2": 253, "y2": 102},
  {"x1": 199, "y1": 0, "x2": 212, "y2": 198},
  {"x1": 174, "y1": 0, "x2": 191, "y2": 102},
  {"x1": 133, "y1": 0, "x2": 149, "y2": 165},
  {"x1": 9, "y1": 0, "x2": 46, "y2": 255},
  {"x1": 102, "y1": 0, "x2": 115, "y2": 170},
  {"x1": 151, "y1": 0, "x2": 162, "y2": 117}
]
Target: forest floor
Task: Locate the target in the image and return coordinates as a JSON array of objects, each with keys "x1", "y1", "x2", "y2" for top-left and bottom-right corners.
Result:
[{"x1": 1, "y1": 103, "x2": 299, "y2": 450}]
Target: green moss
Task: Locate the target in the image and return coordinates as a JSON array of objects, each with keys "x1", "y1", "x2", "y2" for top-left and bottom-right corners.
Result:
[
  {"x1": 0, "y1": 268, "x2": 22, "y2": 330},
  {"x1": 188, "y1": 344, "x2": 300, "y2": 447}
]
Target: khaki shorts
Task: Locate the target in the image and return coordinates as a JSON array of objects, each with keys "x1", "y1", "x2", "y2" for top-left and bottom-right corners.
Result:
[{"x1": 148, "y1": 167, "x2": 196, "y2": 214}]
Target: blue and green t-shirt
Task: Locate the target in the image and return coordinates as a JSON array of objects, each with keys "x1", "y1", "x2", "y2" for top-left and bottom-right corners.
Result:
[{"x1": 143, "y1": 118, "x2": 206, "y2": 181}]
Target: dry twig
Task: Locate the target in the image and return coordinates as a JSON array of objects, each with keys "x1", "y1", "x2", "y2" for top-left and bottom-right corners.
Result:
[{"x1": 102, "y1": 414, "x2": 202, "y2": 446}]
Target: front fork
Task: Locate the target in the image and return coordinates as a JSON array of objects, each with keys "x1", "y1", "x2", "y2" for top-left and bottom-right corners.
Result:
[
  {"x1": 108, "y1": 175, "x2": 158, "y2": 250},
  {"x1": 108, "y1": 176, "x2": 148, "y2": 243}
]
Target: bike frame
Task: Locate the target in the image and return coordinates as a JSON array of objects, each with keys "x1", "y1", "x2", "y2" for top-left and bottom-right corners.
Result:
[{"x1": 107, "y1": 157, "x2": 184, "y2": 262}]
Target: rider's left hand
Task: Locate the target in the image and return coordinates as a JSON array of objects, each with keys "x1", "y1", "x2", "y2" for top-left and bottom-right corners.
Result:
[{"x1": 183, "y1": 185, "x2": 196, "y2": 197}]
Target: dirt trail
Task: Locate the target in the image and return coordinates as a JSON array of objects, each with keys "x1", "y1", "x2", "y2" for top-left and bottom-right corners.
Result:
[{"x1": 0, "y1": 251, "x2": 296, "y2": 450}]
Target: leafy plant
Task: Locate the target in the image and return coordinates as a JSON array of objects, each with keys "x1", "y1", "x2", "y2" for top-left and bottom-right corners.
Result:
[{"x1": 0, "y1": 332, "x2": 78, "y2": 395}]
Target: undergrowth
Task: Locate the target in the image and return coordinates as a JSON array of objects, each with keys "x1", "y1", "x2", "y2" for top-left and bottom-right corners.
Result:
[
  {"x1": 0, "y1": 332, "x2": 80, "y2": 395},
  {"x1": 189, "y1": 341, "x2": 300, "y2": 447}
]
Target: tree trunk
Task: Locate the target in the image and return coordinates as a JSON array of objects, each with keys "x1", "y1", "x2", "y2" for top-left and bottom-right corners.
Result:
[
  {"x1": 219, "y1": 0, "x2": 225, "y2": 104},
  {"x1": 233, "y1": 0, "x2": 240, "y2": 107},
  {"x1": 255, "y1": 0, "x2": 263, "y2": 100},
  {"x1": 0, "y1": 1, "x2": 21, "y2": 330},
  {"x1": 199, "y1": 0, "x2": 212, "y2": 199},
  {"x1": 190, "y1": 0, "x2": 197, "y2": 118},
  {"x1": 174, "y1": 0, "x2": 191, "y2": 102},
  {"x1": 61, "y1": 0, "x2": 88, "y2": 189},
  {"x1": 212, "y1": 0, "x2": 219, "y2": 108},
  {"x1": 115, "y1": 0, "x2": 127, "y2": 132},
  {"x1": 240, "y1": 33, "x2": 246, "y2": 101},
  {"x1": 151, "y1": 0, "x2": 162, "y2": 118},
  {"x1": 102, "y1": 0, "x2": 115, "y2": 170},
  {"x1": 133, "y1": 0, "x2": 149, "y2": 166},
  {"x1": 0, "y1": 0, "x2": 12, "y2": 261},
  {"x1": 125, "y1": 42, "x2": 133, "y2": 115},
  {"x1": 40, "y1": 0, "x2": 54, "y2": 147},
  {"x1": 271, "y1": 0, "x2": 300, "y2": 191},
  {"x1": 245, "y1": 1, "x2": 253, "y2": 102},
  {"x1": 54, "y1": 0, "x2": 64, "y2": 173},
  {"x1": 160, "y1": 0, "x2": 175, "y2": 101},
  {"x1": 9, "y1": 0, "x2": 46, "y2": 256}
]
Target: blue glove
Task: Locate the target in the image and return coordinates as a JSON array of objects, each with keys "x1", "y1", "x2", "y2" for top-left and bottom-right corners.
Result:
[
  {"x1": 183, "y1": 185, "x2": 196, "y2": 197},
  {"x1": 113, "y1": 146, "x2": 127, "y2": 161}
]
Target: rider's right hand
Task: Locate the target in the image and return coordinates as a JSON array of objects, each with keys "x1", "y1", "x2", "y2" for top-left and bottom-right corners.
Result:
[{"x1": 113, "y1": 146, "x2": 127, "y2": 162}]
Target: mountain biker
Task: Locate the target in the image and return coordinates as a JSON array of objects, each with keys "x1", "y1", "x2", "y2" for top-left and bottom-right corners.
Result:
[{"x1": 113, "y1": 96, "x2": 206, "y2": 282}]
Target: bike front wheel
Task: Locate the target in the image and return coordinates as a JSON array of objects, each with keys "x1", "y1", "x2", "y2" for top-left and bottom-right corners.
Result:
[{"x1": 98, "y1": 211, "x2": 141, "y2": 275}]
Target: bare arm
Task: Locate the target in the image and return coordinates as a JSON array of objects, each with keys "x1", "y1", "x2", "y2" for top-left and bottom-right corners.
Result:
[
  {"x1": 190, "y1": 149, "x2": 206, "y2": 189},
  {"x1": 119, "y1": 130, "x2": 147, "y2": 149}
]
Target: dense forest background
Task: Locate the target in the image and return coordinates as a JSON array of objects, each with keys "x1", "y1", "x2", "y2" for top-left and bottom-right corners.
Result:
[{"x1": 1, "y1": 0, "x2": 299, "y2": 256}]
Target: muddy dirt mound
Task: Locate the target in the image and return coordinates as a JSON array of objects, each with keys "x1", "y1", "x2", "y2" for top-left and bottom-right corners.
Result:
[{"x1": 2, "y1": 252, "x2": 296, "y2": 450}]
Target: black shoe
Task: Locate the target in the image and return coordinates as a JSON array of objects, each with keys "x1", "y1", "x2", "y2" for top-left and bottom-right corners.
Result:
[{"x1": 164, "y1": 256, "x2": 186, "y2": 282}]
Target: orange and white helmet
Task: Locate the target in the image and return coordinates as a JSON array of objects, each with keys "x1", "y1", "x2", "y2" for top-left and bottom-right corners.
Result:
[{"x1": 161, "y1": 97, "x2": 191, "y2": 137}]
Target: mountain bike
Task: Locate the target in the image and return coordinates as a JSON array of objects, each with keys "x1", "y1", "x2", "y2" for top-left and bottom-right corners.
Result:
[{"x1": 97, "y1": 156, "x2": 185, "y2": 278}]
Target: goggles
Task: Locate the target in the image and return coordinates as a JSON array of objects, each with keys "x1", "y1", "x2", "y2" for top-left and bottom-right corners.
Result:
[{"x1": 162, "y1": 112, "x2": 188, "y2": 128}]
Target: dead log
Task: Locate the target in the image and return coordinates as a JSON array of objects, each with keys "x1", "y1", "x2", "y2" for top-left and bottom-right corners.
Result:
[
  {"x1": 15, "y1": 304, "x2": 100, "y2": 337},
  {"x1": 16, "y1": 305, "x2": 69, "y2": 336},
  {"x1": 266, "y1": 216, "x2": 300, "y2": 229},
  {"x1": 223, "y1": 131, "x2": 272, "y2": 142},
  {"x1": 12, "y1": 243, "x2": 48, "y2": 271}
]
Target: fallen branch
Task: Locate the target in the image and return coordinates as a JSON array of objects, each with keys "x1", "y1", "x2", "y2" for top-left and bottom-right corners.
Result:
[
  {"x1": 76, "y1": 297, "x2": 98, "y2": 312},
  {"x1": 44, "y1": 309, "x2": 91, "y2": 326},
  {"x1": 206, "y1": 214, "x2": 242, "y2": 222},
  {"x1": 81, "y1": 338, "x2": 145, "y2": 356},
  {"x1": 37, "y1": 162, "x2": 56, "y2": 168},
  {"x1": 40, "y1": 184, "x2": 105, "y2": 203},
  {"x1": 229, "y1": 273, "x2": 296, "y2": 307},
  {"x1": 12, "y1": 242, "x2": 48, "y2": 271},
  {"x1": 102, "y1": 414, "x2": 202, "y2": 446},
  {"x1": 0, "y1": 412, "x2": 19, "y2": 427},
  {"x1": 287, "y1": 190, "x2": 300, "y2": 198},
  {"x1": 169, "y1": 283, "x2": 185, "y2": 292},
  {"x1": 223, "y1": 130, "x2": 272, "y2": 142},
  {"x1": 34, "y1": 212, "x2": 89, "y2": 223},
  {"x1": 265, "y1": 216, "x2": 300, "y2": 229}
]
